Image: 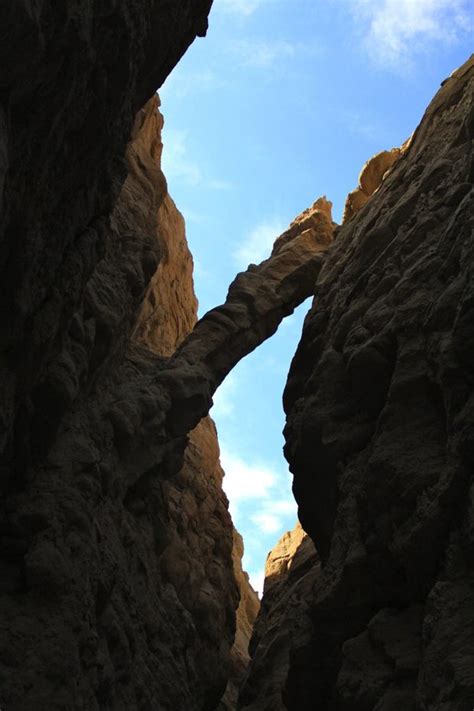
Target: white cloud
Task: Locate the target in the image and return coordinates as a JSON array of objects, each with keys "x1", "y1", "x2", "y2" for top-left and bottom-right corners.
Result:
[
  {"x1": 338, "y1": 109, "x2": 385, "y2": 141},
  {"x1": 251, "y1": 499, "x2": 297, "y2": 534},
  {"x1": 352, "y1": 0, "x2": 473, "y2": 68},
  {"x1": 212, "y1": 373, "x2": 239, "y2": 419},
  {"x1": 221, "y1": 448, "x2": 278, "y2": 516},
  {"x1": 251, "y1": 512, "x2": 282, "y2": 534},
  {"x1": 207, "y1": 178, "x2": 233, "y2": 191},
  {"x1": 272, "y1": 499, "x2": 297, "y2": 515},
  {"x1": 220, "y1": 442, "x2": 297, "y2": 525},
  {"x1": 248, "y1": 567, "x2": 266, "y2": 595},
  {"x1": 162, "y1": 127, "x2": 231, "y2": 191},
  {"x1": 233, "y1": 217, "x2": 285, "y2": 268},
  {"x1": 180, "y1": 207, "x2": 207, "y2": 225}
]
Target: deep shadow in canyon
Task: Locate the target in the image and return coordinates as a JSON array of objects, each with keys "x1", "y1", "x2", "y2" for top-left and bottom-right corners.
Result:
[{"x1": 0, "y1": 2, "x2": 473, "y2": 710}]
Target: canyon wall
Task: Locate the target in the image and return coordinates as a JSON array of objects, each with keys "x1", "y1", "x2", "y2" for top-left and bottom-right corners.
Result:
[
  {"x1": 241, "y1": 55, "x2": 474, "y2": 711},
  {"x1": 0, "y1": 1, "x2": 212, "y2": 477},
  {"x1": 0, "y1": 74, "x2": 244, "y2": 709},
  {"x1": 1, "y1": 4, "x2": 473, "y2": 711},
  {"x1": 0, "y1": 3, "x2": 252, "y2": 708},
  {"x1": 0, "y1": 3, "x2": 334, "y2": 705}
]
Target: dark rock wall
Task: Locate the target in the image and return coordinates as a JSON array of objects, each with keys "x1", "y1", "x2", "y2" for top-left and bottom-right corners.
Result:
[
  {"x1": 243, "y1": 56, "x2": 473, "y2": 711},
  {"x1": 0, "y1": 0, "x2": 211, "y2": 487},
  {"x1": 0, "y1": 83, "x2": 240, "y2": 711},
  {"x1": 239, "y1": 524, "x2": 319, "y2": 711},
  {"x1": 0, "y1": 5, "x2": 334, "y2": 702},
  {"x1": 0, "y1": 4, "x2": 258, "y2": 707},
  {"x1": 2, "y1": 4, "x2": 472, "y2": 711}
]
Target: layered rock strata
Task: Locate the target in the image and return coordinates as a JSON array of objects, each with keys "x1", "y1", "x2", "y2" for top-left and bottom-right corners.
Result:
[{"x1": 242, "y1": 55, "x2": 474, "y2": 711}]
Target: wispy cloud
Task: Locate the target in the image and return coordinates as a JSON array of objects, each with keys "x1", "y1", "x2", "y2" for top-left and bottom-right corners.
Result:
[
  {"x1": 212, "y1": 373, "x2": 239, "y2": 419},
  {"x1": 215, "y1": 0, "x2": 267, "y2": 17},
  {"x1": 352, "y1": 0, "x2": 473, "y2": 69},
  {"x1": 251, "y1": 499, "x2": 297, "y2": 534},
  {"x1": 231, "y1": 39, "x2": 299, "y2": 68},
  {"x1": 162, "y1": 127, "x2": 232, "y2": 191},
  {"x1": 233, "y1": 217, "x2": 285, "y2": 268},
  {"x1": 229, "y1": 39, "x2": 318, "y2": 69},
  {"x1": 161, "y1": 69, "x2": 225, "y2": 100},
  {"x1": 247, "y1": 567, "x2": 265, "y2": 595},
  {"x1": 220, "y1": 446, "x2": 297, "y2": 526},
  {"x1": 338, "y1": 109, "x2": 386, "y2": 141},
  {"x1": 221, "y1": 448, "x2": 278, "y2": 517}
]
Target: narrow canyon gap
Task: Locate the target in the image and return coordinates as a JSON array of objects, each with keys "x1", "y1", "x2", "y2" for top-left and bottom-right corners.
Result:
[{"x1": 0, "y1": 3, "x2": 473, "y2": 711}]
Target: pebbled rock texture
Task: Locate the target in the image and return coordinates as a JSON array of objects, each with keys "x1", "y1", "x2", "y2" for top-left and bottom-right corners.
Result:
[{"x1": 262, "y1": 55, "x2": 474, "y2": 711}]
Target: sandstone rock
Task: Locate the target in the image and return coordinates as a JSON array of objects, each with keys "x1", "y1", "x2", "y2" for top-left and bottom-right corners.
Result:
[
  {"x1": 0, "y1": 0, "x2": 212, "y2": 477},
  {"x1": 219, "y1": 530, "x2": 260, "y2": 710},
  {"x1": 342, "y1": 147, "x2": 403, "y2": 222},
  {"x1": 166, "y1": 196, "x2": 335, "y2": 418},
  {"x1": 0, "y1": 53, "x2": 267, "y2": 704},
  {"x1": 0, "y1": 57, "x2": 240, "y2": 711},
  {"x1": 271, "y1": 55, "x2": 474, "y2": 710},
  {"x1": 124, "y1": 97, "x2": 198, "y2": 356},
  {"x1": 239, "y1": 523, "x2": 319, "y2": 710}
]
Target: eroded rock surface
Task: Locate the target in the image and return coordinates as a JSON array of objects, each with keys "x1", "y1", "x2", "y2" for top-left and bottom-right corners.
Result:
[
  {"x1": 219, "y1": 530, "x2": 260, "y2": 711},
  {"x1": 0, "y1": 20, "x2": 334, "y2": 701},
  {"x1": 0, "y1": 1, "x2": 212, "y2": 477},
  {"x1": 0, "y1": 81, "x2": 241, "y2": 709},
  {"x1": 342, "y1": 147, "x2": 404, "y2": 223},
  {"x1": 260, "y1": 55, "x2": 474, "y2": 711},
  {"x1": 239, "y1": 523, "x2": 319, "y2": 711},
  {"x1": 166, "y1": 196, "x2": 335, "y2": 421}
]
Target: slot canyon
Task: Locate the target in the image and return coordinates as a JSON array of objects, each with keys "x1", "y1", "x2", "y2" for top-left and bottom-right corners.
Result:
[{"x1": 0, "y1": 3, "x2": 473, "y2": 710}]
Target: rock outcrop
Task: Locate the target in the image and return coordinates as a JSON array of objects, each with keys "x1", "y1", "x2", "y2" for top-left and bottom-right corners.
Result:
[
  {"x1": 342, "y1": 147, "x2": 404, "y2": 223},
  {"x1": 162, "y1": 196, "x2": 335, "y2": 431},
  {"x1": 242, "y1": 55, "x2": 474, "y2": 711},
  {"x1": 239, "y1": 524, "x2": 319, "y2": 711},
  {"x1": 0, "y1": 79, "x2": 241, "y2": 709},
  {"x1": 0, "y1": 5, "x2": 335, "y2": 702},
  {"x1": 219, "y1": 530, "x2": 260, "y2": 711},
  {"x1": 0, "y1": 1, "x2": 212, "y2": 477},
  {"x1": 116, "y1": 95, "x2": 260, "y2": 711},
  {"x1": 2, "y1": 4, "x2": 472, "y2": 711}
]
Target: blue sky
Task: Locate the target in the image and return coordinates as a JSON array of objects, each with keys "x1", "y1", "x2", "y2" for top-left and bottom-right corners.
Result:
[{"x1": 160, "y1": 0, "x2": 473, "y2": 594}]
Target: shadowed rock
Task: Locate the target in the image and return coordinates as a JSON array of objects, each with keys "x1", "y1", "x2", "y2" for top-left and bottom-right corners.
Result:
[{"x1": 240, "y1": 54, "x2": 474, "y2": 711}]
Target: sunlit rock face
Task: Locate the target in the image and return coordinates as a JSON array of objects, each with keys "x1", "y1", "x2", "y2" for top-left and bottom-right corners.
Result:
[
  {"x1": 240, "y1": 56, "x2": 474, "y2": 711},
  {"x1": 342, "y1": 147, "x2": 404, "y2": 222},
  {"x1": 219, "y1": 530, "x2": 260, "y2": 711},
  {"x1": 239, "y1": 523, "x2": 319, "y2": 711}
]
